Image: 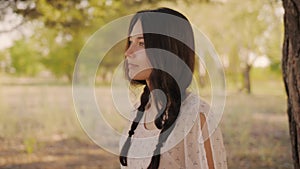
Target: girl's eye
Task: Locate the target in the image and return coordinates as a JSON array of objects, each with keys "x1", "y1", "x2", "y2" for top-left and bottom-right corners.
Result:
[{"x1": 138, "y1": 41, "x2": 145, "y2": 47}]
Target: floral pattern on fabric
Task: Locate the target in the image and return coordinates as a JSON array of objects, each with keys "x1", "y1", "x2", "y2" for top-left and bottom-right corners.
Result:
[{"x1": 119, "y1": 93, "x2": 227, "y2": 169}]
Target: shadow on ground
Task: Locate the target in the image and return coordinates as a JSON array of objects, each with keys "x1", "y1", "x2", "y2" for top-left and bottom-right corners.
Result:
[{"x1": 0, "y1": 137, "x2": 120, "y2": 169}]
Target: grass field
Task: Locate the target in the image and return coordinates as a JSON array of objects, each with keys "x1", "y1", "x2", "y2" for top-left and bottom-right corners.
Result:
[{"x1": 0, "y1": 77, "x2": 293, "y2": 169}]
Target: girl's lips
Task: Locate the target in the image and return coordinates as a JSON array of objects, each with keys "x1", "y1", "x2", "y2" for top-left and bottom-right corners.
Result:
[{"x1": 128, "y1": 63, "x2": 138, "y2": 69}]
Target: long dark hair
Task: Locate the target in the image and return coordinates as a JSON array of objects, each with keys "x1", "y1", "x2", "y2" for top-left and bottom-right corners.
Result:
[{"x1": 120, "y1": 7, "x2": 195, "y2": 169}]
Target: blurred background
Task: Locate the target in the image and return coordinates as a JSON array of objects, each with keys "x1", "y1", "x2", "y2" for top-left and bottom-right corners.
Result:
[{"x1": 0, "y1": 0, "x2": 291, "y2": 169}]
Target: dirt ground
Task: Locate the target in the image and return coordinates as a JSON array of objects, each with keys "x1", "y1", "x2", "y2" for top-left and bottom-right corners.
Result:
[
  {"x1": 0, "y1": 83, "x2": 294, "y2": 169},
  {"x1": 0, "y1": 137, "x2": 120, "y2": 169}
]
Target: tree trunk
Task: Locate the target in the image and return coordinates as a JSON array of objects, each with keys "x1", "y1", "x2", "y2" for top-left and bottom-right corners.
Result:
[
  {"x1": 242, "y1": 64, "x2": 252, "y2": 94},
  {"x1": 282, "y1": 0, "x2": 300, "y2": 168}
]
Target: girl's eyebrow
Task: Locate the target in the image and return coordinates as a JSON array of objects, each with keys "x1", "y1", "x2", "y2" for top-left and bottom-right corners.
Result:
[{"x1": 129, "y1": 35, "x2": 144, "y2": 40}]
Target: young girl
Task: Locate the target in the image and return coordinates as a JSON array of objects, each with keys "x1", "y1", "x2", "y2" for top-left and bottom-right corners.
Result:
[{"x1": 119, "y1": 7, "x2": 227, "y2": 169}]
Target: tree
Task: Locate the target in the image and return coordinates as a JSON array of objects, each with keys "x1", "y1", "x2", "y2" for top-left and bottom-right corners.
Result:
[
  {"x1": 9, "y1": 38, "x2": 42, "y2": 76},
  {"x1": 264, "y1": 1, "x2": 284, "y2": 74},
  {"x1": 282, "y1": 0, "x2": 300, "y2": 168},
  {"x1": 1, "y1": 0, "x2": 216, "y2": 82},
  {"x1": 40, "y1": 30, "x2": 85, "y2": 81},
  {"x1": 1, "y1": 0, "x2": 132, "y2": 81},
  {"x1": 183, "y1": 0, "x2": 283, "y2": 93},
  {"x1": 229, "y1": 0, "x2": 267, "y2": 94}
]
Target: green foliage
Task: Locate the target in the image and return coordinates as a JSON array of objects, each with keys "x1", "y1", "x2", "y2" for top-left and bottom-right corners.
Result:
[
  {"x1": 164, "y1": 0, "x2": 283, "y2": 88},
  {"x1": 41, "y1": 32, "x2": 84, "y2": 81},
  {"x1": 8, "y1": 39, "x2": 43, "y2": 76},
  {"x1": 96, "y1": 39, "x2": 126, "y2": 82},
  {"x1": 0, "y1": 51, "x2": 9, "y2": 73},
  {"x1": 1, "y1": 0, "x2": 284, "y2": 86},
  {"x1": 23, "y1": 137, "x2": 37, "y2": 154},
  {"x1": 4, "y1": 0, "x2": 151, "y2": 82}
]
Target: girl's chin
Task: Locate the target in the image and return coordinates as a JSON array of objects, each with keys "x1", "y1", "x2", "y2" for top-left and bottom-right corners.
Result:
[
  {"x1": 128, "y1": 69, "x2": 151, "y2": 81},
  {"x1": 128, "y1": 73, "x2": 138, "y2": 80},
  {"x1": 129, "y1": 73, "x2": 145, "y2": 81},
  {"x1": 129, "y1": 76, "x2": 142, "y2": 81}
]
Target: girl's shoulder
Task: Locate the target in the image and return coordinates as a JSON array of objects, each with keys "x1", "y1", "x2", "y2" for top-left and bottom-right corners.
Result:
[{"x1": 181, "y1": 92, "x2": 211, "y2": 116}]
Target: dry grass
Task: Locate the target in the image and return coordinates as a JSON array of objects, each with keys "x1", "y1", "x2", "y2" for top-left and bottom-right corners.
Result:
[
  {"x1": 222, "y1": 93, "x2": 292, "y2": 169},
  {"x1": 0, "y1": 79, "x2": 293, "y2": 169}
]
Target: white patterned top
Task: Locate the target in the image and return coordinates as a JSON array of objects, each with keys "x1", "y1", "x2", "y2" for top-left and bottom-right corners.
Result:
[{"x1": 119, "y1": 93, "x2": 227, "y2": 169}]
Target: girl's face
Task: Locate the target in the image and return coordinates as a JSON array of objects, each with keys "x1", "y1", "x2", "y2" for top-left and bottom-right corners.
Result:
[{"x1": 125, "y1": 19, "x2": 152, "y2": 81}]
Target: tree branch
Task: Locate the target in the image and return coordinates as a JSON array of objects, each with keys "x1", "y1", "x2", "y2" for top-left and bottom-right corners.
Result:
[
  {"x1": 0, "y1": 1, "x2": 11, "y2": 10},
  {"x1": 0, "y1": 19, "x2": 27, "y2": 34}
]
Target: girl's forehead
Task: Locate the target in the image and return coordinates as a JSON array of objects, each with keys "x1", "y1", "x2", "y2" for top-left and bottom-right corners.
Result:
[{"x1": 130, "y1": 19, "x2": 143, "y2": 37}]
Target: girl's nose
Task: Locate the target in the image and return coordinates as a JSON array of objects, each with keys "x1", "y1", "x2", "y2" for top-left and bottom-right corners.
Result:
[{"x1": 125, "y1": 44, "x2": 135, "y2": 58}]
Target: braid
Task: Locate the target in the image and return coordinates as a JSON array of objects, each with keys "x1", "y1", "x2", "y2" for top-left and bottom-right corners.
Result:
[
  {"x1": 120, "y1": 85, "x2": 150, "y2": 166},
  {"x1": 123, "y1": 7, "x2": 195, "y2": 168},
  {"x1": 147, "y1": 76, "x2": 182, "y2": 169}
]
